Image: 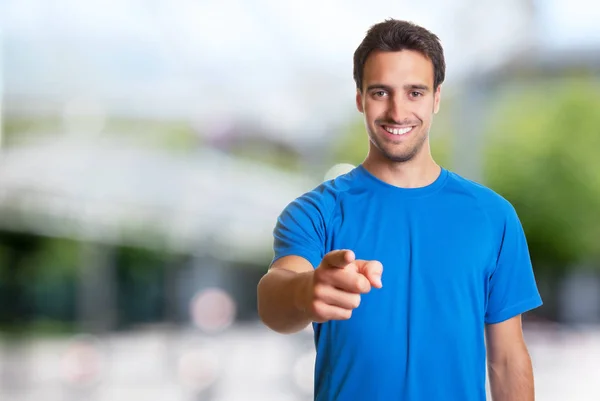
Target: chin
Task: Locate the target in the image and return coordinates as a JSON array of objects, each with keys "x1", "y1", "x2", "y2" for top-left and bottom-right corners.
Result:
[
  {"x1": 382, "y1": 143, "x2": 423, "y2": 162},
  {"x1": 384, "y1": 153, "x2": 417, "y2": 163}
]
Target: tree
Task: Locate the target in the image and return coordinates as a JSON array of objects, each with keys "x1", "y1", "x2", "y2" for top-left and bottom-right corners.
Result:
[{"x1": 484, "y1": 76, "x2": 600, "y2": 275}]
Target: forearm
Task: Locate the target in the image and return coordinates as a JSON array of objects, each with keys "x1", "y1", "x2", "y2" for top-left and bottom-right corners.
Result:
[
  {"x1": 488, "y1": 348, "x2": 535, "y2": 401},
  {"x1": 257, "y1": 268, "x2": 313, "y2": 334}
]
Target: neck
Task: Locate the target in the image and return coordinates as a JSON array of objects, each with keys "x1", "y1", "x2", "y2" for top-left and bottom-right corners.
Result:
[{"x1": 362, "y1": 147, "x2": 441, "y2": 189}]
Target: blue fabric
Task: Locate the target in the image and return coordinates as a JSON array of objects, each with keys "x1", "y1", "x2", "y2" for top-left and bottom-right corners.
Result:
[{"x1": 272, "y1": 165, "x2": 543, "y2": 401}]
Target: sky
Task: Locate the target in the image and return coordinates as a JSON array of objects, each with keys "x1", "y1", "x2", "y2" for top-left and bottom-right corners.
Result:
[
  {"x1": 536, "y1": 0, "x2": 600, "y2": 49},
  {"x1": 1, "y1": 0, "x2": 599, "y2": 143}
]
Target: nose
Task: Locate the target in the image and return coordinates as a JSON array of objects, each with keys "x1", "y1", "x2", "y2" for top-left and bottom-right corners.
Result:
[{"x1": 387, "y1": 95, "x2": 412, "y2": 124}]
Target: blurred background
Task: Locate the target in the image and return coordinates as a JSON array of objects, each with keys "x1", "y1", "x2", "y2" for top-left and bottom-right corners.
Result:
[{"x1": 0, "y1": 0, "x2": 599, "y2": 400}]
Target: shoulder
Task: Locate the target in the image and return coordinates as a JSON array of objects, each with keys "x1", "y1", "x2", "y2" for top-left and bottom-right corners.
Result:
[
  {"x1": 445, "y1": 170, "x2": 517, "y2": 218},
  {"x1": 444, "y1": 171, "x2": 525, "y2": 253},
  {"x1": 282, "y1": 167, "x2": 361, "y2": 219}
]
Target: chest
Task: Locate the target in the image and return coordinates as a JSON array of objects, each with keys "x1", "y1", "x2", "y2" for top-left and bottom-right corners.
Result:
[{"x1": 324, "y1": 197, "x2": 496, "y2": 285}]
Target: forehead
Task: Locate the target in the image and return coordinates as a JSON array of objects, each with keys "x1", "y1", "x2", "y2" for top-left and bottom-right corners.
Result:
[{"x1": 362, "y1": 50, "x2": 434, "y2": 89}]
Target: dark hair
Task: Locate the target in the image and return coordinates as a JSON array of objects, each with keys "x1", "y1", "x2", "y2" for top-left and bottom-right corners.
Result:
[{"x1": 353, "y1": 19, "x2": 446, "y2": 91}]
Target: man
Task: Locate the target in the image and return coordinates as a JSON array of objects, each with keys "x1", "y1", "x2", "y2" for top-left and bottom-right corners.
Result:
[{"x1": 257, "y1": 19, "x2": 542, "y2": 401}]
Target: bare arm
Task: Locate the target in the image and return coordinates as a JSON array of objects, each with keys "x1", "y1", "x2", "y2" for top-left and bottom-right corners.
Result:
[
  {"x1": 486, "y1": 315, "x2": 535, "y2": 401},
  {"x1": 257, "y1": 251, "x2": 383, "y2": 334},
  {"x1": 256, "y1": 255, "x2": 314, "y2": 334}
]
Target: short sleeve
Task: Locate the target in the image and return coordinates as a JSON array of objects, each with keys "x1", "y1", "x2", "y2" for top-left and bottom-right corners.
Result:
[
  {"x1": 485, "y1": 204, "x2": 543, "y2": 324},
  {"x1": 271, "y1": 190, "x2": 330, "y2": 269}
]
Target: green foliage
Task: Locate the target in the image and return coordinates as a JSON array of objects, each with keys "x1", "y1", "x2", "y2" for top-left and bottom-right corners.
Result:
[
  {"x1": 3, "y1": 116, "x2": 198, "y2": 151},
  {"x1": 484, "y1": 77, "x2": 600, "y2": 272},
  {"x1": 3, "y1": 116, "x2": 62, "y2": 146},
  {"x1": 22, "y1": 238, "x2": 80, "y2": 324},
  {"x1": 115, "y1": 246, "x2": 167, "y2": 326},
  {"x1": 105, "y1": 119, "x2": 199, "y2": 151},
  {"x1": 28, "y1": 237, "x2": 81, "y2": 275},
  {"x1": 229, "y1": 140, "x2": 302, "y2": 172}
]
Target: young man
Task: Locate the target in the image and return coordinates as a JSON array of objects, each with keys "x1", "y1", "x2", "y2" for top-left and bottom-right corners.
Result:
[{"x1": 257, "y1": 19, "x2": 542, "y2": 401}]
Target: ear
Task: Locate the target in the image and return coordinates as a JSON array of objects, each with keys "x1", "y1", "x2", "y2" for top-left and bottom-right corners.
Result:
[
  {"x1": 356, "y1": 89, "x2": 364, "y2": 113},
  {"x1": 433, "y1": 84, "x2": 442, "y2": 114}
]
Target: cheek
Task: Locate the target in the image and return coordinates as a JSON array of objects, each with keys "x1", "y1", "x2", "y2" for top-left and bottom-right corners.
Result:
[
  {"x1": 364, "y1": 102, "x2": 384, "y2": 120},
  {"x1": 414, "y1": 102, "x2": 435, "y2": 122}
]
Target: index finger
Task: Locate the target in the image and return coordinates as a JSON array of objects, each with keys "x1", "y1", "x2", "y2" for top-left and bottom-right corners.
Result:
[
  {"x1": 359, "y1": 260, "x2": 383, "y2": 288},
  {"x1": 322, "y1": 249, "x2": 356, "y2": 269}
]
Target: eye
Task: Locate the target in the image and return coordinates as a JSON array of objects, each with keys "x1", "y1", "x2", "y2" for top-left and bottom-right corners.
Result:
[
  {"x1": 372, "y1": 90, "x2": 387, "y2": 98},
  {"x1": 410, "y1": 91, "x2": 423, "y2": 98}
]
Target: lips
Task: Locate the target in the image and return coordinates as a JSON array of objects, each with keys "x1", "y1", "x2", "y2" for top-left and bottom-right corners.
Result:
[{"x1": 383, "y1": 125, "x2": 414, "y2": 136}]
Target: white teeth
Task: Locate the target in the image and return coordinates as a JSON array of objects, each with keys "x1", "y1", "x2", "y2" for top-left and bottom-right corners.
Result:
[{"x1": 384, "y1": 126, "x2": 413, "y2": 135}]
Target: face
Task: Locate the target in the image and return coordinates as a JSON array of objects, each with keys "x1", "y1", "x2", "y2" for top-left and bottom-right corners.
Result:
[{"x1": 356, "y1": 50, "x2": 441, "y2": 164}]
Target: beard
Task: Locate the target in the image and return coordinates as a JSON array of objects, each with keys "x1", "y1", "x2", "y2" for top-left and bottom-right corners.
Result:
[{"x1": 368, "y1": 125, "x2": 428, "y2": 163}]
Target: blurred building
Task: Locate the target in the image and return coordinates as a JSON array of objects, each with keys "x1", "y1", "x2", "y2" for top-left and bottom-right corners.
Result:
[{"x1": 0, "y1": 136, "x2": 317, "y2": 331}]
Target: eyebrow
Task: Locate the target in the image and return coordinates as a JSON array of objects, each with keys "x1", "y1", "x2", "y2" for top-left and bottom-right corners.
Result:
[{"x1": 366, "y1": 83, "x2": 431, "y2": 92}]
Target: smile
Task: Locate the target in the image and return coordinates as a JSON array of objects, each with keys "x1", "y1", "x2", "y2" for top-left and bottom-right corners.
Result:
[{"x1": 383, "y1": 125, "x2": 415, "y2": 136}]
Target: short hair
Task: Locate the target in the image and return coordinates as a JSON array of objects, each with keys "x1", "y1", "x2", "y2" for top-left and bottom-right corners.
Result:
[{"x1": 353, "y1": 19, "x2": 446, "y2": 91}]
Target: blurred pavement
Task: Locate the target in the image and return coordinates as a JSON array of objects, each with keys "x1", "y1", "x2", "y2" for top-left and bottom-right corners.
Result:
[{"x1": 1, "y1": 323, "x2": 599, "y2": 401}]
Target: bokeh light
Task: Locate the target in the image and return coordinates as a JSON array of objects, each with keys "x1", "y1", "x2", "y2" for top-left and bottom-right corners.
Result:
[{"x1": 189, "y1": 287, "x2": 237, "y2": 334}]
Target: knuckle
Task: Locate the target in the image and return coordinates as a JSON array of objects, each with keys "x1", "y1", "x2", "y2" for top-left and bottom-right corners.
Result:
[
  {"x1": 314, "y1": 268, "x2": 331, "y2": 284},
  {"x1": 354, "y1": 276, "x2": 365, "y2": 291},
  {"x1": 312, "y1": 283, "x2": 326, "y2": 300},
  {"x1": 310, "y1": 300, "x2": 324, "y2": 318}
]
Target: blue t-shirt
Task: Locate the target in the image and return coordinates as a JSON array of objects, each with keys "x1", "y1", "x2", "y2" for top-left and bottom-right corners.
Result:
[{"x1": 272, "y1": 165, "x2": 543, "y2": 401}]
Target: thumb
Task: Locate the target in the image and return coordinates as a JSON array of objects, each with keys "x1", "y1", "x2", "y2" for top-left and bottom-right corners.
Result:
[
  {"x1": 322, "y1": 249, "x2": 355, "y2": 269},
  {"x1": 357, "y1": 260, "x2": 383, "y2": 288}
]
